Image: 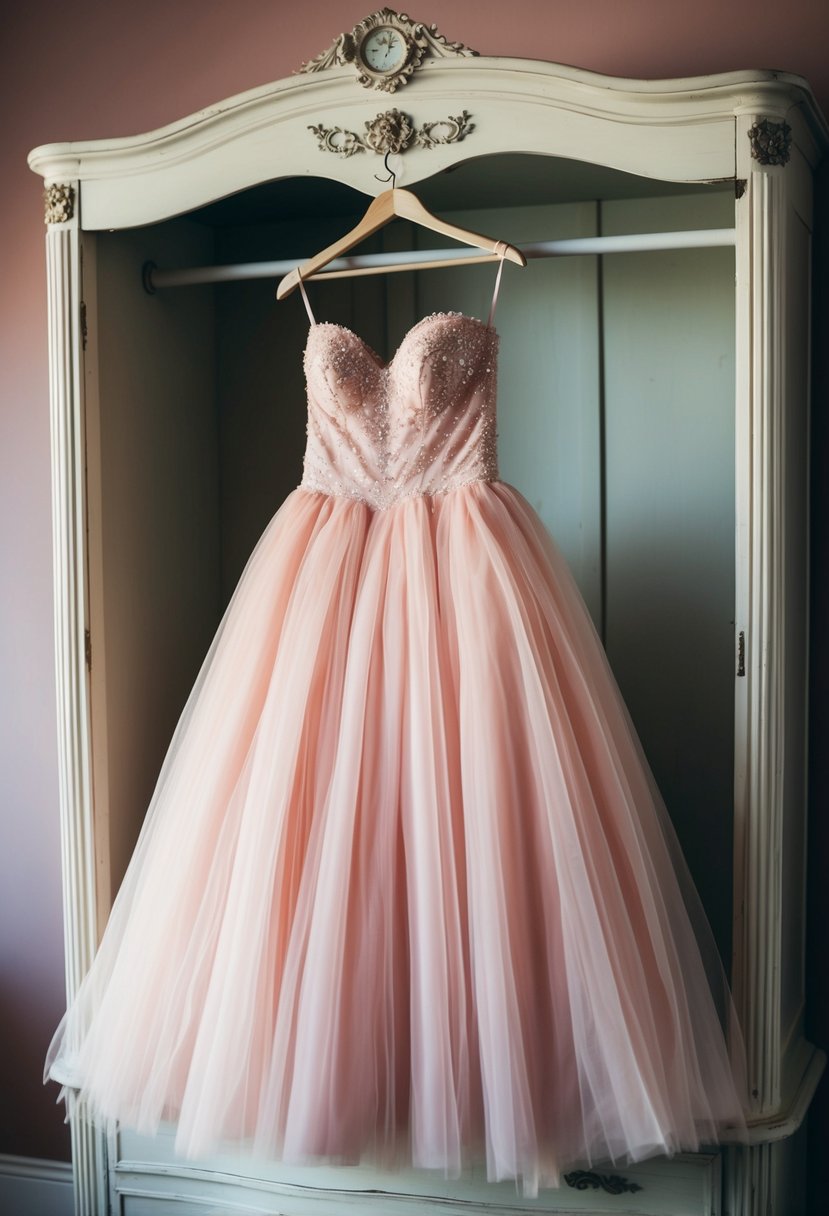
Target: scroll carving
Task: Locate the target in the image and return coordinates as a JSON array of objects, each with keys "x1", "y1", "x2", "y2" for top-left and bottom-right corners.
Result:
[
  {"x1": 309, "y1": 107, "x2": 473, "y2": 157},
  {"x1": 298, "y1": 7, "x2": 477, "y2": 92},
  {"x1": 564, "y1": 1169, "x2": 643, "y2": 1195}
]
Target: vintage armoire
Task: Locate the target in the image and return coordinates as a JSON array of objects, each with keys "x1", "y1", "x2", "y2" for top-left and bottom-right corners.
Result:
[{"x1": 28, "y1": 9, "x2": 828, "y2": 1215}]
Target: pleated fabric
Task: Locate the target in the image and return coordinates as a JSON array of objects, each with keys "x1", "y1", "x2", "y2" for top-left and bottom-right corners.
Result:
[{"x1": 45, "y1": 478, "x2": 748, "y2": 1195}]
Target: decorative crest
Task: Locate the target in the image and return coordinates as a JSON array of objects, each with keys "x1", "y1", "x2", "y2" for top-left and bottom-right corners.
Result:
[{"x1": 298, "y1": 8, "x2": 477, "y2": 93}]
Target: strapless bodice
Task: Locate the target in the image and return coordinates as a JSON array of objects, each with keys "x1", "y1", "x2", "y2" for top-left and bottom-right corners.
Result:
[{"x1": 299, "y1": 312, "x2": 500, "y2": 511}]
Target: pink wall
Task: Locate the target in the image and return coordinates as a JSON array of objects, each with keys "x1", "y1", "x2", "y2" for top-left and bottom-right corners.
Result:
[{"x1": 2, "y1": 0, "x2": 827, "y2": 1177}]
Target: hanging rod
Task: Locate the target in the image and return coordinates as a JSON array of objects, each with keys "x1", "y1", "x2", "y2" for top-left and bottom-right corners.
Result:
[{"x1": 143, "y1": 228, "x2": 736, "y2": 291}]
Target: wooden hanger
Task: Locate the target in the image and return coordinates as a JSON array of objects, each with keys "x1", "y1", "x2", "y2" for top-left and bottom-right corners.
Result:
[{"x1": 275, "y1": 185, "x2": 526, "y2": 300}]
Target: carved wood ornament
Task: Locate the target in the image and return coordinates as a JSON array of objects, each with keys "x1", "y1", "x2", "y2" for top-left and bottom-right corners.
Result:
[
  {"x1": 748, "y1": 118, "x2": 792, "y2": 165},
  {"x1": 564, "y1": 1170, "x2": 644, "y2": 1195},
  {"x1": 309, "y1": 107, "x2": 474, "y2": 158},
  {"x1": 302, "y1": 10, "x2": 478, "y2": 160},
  {"x1": 44, "y1": 182, "x2": 75, "y2": 224},
  {"x1": 298, "y1": 7, "x2": 477, "y2": 93}
]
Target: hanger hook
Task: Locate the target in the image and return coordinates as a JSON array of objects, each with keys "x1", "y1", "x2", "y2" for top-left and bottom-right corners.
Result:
[{"x1": 374, "y1": 150, "x2": 396, "y2": 188}]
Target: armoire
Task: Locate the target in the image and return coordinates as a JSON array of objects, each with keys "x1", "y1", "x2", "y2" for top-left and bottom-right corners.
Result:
[{"x1": 28, "y1": 10, "x2": 828, "y2": 1216}]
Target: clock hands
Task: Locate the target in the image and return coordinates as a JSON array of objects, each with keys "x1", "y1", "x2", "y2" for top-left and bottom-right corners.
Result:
[
  {"x1": 366, "y1": 29, "x2": 401, "y2": 69},
  {"x1": 379, "y1": 33, "x2": 394, "y2": 64}
]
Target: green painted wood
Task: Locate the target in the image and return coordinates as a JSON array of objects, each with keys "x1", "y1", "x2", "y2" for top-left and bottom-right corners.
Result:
[{"x1": 600, "y1": 189, "x2": 736, "y2": 961}]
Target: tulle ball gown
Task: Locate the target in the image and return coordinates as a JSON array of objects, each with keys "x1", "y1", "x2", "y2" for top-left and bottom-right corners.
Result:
[{"x1": 44, "y1": 248, "x2": 748, "y2": 1196}]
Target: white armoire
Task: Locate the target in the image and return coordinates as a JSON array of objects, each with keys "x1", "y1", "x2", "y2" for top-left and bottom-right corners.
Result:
[{"x1": 28, "y1": 10, "x2": 828, "y2": 1216}]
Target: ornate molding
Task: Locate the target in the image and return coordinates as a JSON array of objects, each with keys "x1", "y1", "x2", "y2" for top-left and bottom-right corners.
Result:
[
  {"x1": 44, "y1": 182, "x2": 75, "y2": 224},
  {"x1": 564, "y1": 1170, "x2": 643, "y2": 1195},
  {"x1": 748, "y1": 118, "x2": 792, "y2": 165},
  {"x1": 309, "y1": 107, "x2": 473, "y2": 157},
  {"x1": 298, "y1": 7, "x2": 477, "y2": 92},
  {"x1": 31, "y1": 68, "x2": 823, "y2": 228}
]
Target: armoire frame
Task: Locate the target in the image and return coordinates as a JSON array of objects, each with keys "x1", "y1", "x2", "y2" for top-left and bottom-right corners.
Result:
[{"x1": 28, "y1": 23, "x2": 828, "y2": 1216}]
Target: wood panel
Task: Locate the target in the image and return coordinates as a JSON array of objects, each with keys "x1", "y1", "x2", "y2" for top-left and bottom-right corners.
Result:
[
  {"x1": 88, "y1": 219, "x2": 220, "y2": 907},
  {"x1": 113, "y1": 1125, "x2": 722, "y2": 1216},
  {"x1": 601, "y1": 189, "x2": 736, "y2": 960}
]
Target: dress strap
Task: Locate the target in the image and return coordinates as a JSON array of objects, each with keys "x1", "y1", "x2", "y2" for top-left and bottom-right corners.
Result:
[
  {"x1": 297, "y1": 269, "x2": 316, "y2": 325},
  {"x1": 487, "y1": 241, "x2": 508, "y2": 328}
]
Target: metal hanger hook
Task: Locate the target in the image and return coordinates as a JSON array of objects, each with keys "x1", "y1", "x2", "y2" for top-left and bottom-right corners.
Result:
[{"x1": 374, "y1": 150, "x2": 397, "y2": 188}]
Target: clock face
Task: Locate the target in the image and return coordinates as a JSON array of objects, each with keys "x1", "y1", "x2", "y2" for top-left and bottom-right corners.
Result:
[{"x1": 361, "y1": 26, "x2": 407, "y2": 73}]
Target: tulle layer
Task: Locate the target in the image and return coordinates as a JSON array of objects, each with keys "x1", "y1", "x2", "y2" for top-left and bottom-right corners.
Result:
[{"x1": 45, "y1": 479, "x2": 748, "y2": 1195}]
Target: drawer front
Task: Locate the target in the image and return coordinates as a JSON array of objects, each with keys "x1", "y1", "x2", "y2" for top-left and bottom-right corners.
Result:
[{"x1": 111, "y1": 1126, "x2": 721, "y2": 1216}]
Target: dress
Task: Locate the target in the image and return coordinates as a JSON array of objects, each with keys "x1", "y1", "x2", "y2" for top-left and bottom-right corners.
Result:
[{"x1": 44, "y1": 248, "x2": 748, "y2": 1197}]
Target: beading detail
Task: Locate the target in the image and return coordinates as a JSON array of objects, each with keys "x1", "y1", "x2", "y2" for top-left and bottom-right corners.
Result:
[{"x1": 299, "y1": 312, "x2": 500, "y2": 512}]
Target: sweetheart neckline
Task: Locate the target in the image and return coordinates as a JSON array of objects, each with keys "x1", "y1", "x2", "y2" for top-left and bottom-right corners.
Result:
[{"x1": 306, "y1": 311, "x2": 498, "y2": 370}]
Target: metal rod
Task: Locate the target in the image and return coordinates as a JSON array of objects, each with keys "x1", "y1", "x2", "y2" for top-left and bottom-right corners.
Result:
[{"x1": 144, "y1": 228, "x2": 736, "y2": 290}]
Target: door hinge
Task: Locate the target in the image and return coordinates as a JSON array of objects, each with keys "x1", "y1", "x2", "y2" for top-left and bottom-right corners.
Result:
[
  {"x1": 84, "y1": 627, "x2": 92, "y2": 671},
  {"x1": 80, "y1": 300, "x2": 87, "y2": 350},
  {"x1": 737, "y1": 629, "x2": 745, "y2": 677}
]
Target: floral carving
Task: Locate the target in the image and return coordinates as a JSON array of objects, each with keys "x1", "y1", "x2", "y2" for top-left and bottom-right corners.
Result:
[
  {"x1": 364, "y1": 108, "x2": 415, "y2": 154},
  {"x1": 309, "y1": 108, "x2": 473, "y2": 158},
  {"x1": 44, "y1": 183, "x2": 75, "y2": 224},
  {"x1": 748, "y1": 118, "x2": 792, "y2": 166}
]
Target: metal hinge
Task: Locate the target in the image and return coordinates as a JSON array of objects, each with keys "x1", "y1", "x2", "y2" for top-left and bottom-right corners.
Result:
[
  {"x1": 84, "y1": 627, "x2": 92, "y2": 671},
  {"x1": 80, "y1": 300, "x2": 87, "y2": 350},
  {"x1": 737, "y1": 630, "x2": 745, "y2": 677}
]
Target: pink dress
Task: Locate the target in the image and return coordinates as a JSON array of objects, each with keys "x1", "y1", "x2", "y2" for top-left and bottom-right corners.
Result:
[{"x1": 44, "y1": 249, "x2": 748, "y2": 1195}]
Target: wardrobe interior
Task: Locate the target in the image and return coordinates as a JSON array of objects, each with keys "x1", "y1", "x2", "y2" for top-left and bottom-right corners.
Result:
[{"x1": 85, "y1": 151, "x2": 737, "y2": 964}]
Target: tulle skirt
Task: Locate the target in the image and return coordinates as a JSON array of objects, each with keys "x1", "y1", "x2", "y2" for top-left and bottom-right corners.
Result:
[{"x1": 44, "y1": 479, "x2": 748, "y2": 1196}]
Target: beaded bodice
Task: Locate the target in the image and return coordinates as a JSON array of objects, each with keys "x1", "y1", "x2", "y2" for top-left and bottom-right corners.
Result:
[{"x1": 299, "y1": 313, "x2": 500, "y2": 511}]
